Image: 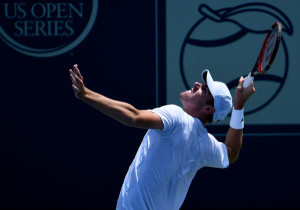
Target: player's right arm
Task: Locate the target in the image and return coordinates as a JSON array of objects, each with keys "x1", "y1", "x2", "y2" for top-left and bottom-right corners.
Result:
[
  {"x1": 69, "y1": 64, "x2": 163, "y2": 130},
  {"x1": 224, "y1": 77, "x2": 255, "y2": 164}
]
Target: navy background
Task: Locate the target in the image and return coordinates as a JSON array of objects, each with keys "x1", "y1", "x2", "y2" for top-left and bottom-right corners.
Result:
[{"x1": 1, "y1": 0, "x2": 299, "y2": 208}]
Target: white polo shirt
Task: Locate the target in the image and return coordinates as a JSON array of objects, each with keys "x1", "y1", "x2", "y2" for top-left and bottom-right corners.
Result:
[{"x1": 117, "y1": 105, "x2": 229, "y2": 210}]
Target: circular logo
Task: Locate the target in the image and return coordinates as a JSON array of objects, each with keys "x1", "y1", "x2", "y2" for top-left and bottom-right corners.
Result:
[
  {"x1": 179, "y1": 3, "x2": 293, "y2": 115},
  {"x1": 0, "y1": 0, "x2": 98, "y2": 57}
]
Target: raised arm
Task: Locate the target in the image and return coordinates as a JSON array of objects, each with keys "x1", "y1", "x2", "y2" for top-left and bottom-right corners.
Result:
[
  {"x1": 69, "y1": 64, "x2": 163, "y2": 130},
  {"x1": 225, "y1": 76, "x2": 255, "y2": 164}
]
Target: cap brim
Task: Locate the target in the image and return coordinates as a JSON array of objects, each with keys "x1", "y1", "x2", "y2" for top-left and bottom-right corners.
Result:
[{"x1": 202, "y1": 69, "x2": 216, "y2": 98}]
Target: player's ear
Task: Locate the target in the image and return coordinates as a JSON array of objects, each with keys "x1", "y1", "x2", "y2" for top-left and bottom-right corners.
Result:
[{"x1": 206, "y1": 106, "x2": 215, "y2": 115}]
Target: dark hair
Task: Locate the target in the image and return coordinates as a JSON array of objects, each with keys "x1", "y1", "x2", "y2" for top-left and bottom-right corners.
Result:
[{"x1": 206, "y1": 97, "x2": 214, "y2": 124}]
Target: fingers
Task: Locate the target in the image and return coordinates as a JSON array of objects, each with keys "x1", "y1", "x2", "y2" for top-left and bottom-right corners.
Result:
[
  {"x1": 234, "y1": 76, "x2": 256, "y2": 109},
  {"x1": 72, "y1": 83, "x2": 80, "y2": 92},
  {"x1": 237, "y1": 76, "x2": 245, "y2": 87},
  {"x1": 242, "y1": 76, "x2": 255, "y2": 93},
  {"x1": 69, "y1": 69, "x2": 83, "y2": 89},
  {"x1": 68, "y1": 64, "x2": 87, "y2": 99},
  {"x1": 238, "y1": 76, "x2": 255, "y2": 92},
  {"x1": 249, "y1": 82, "x2": 256, "y2": 94},
  {"x1": 73, "y1": 64, "x2": 83, "y2": 80}
]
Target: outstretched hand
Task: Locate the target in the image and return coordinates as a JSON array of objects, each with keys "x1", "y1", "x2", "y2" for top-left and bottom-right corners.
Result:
[
  {"x1": 234, "y1": 76, "x2": 256, "y2": 110},
  {"x1": 69, "y1": 64, "x2": 86, "y2": 100}
]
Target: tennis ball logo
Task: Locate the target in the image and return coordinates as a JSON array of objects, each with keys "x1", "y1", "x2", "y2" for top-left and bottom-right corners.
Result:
[
  {"x1": 0, "y1": 0, "x2": 98, "y2": 57},
  {"x1": 180, "y1": 3, "x2": 293, "y2": 115}
]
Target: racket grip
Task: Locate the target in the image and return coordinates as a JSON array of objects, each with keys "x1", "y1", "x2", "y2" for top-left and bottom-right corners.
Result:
[{"x1": 243, "y1": 73, "x2": 254, "y2": 88}]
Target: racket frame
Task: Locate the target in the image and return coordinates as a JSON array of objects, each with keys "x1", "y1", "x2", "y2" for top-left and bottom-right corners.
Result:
[{"x1": 243, "y1": 22, "x2": 282, "y2": 88}]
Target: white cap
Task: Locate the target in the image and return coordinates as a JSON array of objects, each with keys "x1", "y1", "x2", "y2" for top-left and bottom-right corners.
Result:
[{"x1": 202, "y1": 69, "x2": 232, "y2": 121}]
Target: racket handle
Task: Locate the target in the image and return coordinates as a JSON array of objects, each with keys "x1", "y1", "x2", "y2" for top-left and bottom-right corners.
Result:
[{"x1": 243, "y1": 72, "x2": 254, "y2": 88}]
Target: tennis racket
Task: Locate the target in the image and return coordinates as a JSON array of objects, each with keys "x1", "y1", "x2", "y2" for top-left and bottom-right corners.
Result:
[{"x1": 243, "y1": 22, "x2": 282, "y2": 88}]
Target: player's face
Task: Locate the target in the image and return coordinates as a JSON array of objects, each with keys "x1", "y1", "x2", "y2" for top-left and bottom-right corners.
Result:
[{"x1": 180, "y1": 82, "x2": 214, "y2": 114}]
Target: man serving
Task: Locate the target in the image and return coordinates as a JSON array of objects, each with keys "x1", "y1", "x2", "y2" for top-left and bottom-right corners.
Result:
[{"x1": 69, "y1": 64, "x2": 255, "y2": 210}]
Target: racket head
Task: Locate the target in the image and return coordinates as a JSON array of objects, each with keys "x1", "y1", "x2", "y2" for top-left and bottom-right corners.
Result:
[{"x1": 257, "y1": 22, "x2": 282, "y2": 74}]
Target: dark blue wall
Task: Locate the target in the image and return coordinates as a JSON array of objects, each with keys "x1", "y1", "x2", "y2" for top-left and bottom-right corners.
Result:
[{"x1": 1, "y1": 1, "x2": 155, "y2": 208}]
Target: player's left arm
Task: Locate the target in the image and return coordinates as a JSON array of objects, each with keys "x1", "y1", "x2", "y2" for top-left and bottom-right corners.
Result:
[
  {"x1": 69, "y1": 64, "x2": 164, "y2": 130},
  {"x1": 225, "y1": 77, "x2": 255, "y2": 164}
]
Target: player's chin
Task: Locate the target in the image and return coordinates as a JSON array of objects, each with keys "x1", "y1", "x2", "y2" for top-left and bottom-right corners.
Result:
[{"x1": 179, "y1": 90, "x2": 191, "y2": 101}]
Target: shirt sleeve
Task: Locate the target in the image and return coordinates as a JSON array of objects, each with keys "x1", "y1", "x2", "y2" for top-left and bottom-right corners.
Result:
[
  {"x1": 206, "y1": 133, "x2": 229, "y2": 169},
  {"x1": 150, "y1": 105, "x2": 183, "y2": 132}
]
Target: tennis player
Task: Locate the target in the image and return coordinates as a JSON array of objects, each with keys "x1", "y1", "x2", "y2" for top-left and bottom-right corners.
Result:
[{"x1": 69, "y1": 64, "x2": 255, "y2": 210}]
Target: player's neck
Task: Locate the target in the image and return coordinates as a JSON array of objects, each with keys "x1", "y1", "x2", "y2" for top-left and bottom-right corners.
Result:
[{"x1": 183, "y1": 108, "x2": 208, "y2": 126}]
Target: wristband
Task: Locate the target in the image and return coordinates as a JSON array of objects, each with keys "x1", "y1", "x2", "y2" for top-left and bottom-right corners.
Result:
[{"x1": 230, "y1": 108, "x2": 244, "y2": 129}]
